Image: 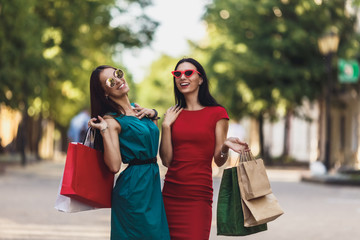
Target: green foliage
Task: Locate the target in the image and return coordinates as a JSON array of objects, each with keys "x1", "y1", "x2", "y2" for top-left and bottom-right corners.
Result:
[
  {"x1": 202, "y1": 0, "x2": 359, "y2": 120},
  {"x1": 136, "y1": 55, "x2": 178, "y2": 115},
  {"x1": 0, "y1": 0, "x2": 47, "y2": 111},
  {"x1": 0, "y1": 0, "x2": 158, "y2": 127}
]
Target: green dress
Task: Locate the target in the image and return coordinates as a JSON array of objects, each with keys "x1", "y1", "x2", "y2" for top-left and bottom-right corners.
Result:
[{"x1": 110, "y1": 111, "x2": 170, "y2": 240}]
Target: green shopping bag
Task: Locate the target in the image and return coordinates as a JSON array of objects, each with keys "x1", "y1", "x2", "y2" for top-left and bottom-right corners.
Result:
[{"x1": 217, "y1": 167, "x2": 268, "y2": 236}]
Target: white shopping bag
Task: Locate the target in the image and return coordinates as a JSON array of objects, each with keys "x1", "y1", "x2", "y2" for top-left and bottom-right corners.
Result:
[{"x1": 54, "y1": 175, "x2": 96, "y2": 213}]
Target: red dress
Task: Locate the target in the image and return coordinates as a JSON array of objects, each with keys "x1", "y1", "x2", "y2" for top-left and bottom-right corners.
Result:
[{"x1": 162, "y1": 106, "x2": 229, "y2": 240}]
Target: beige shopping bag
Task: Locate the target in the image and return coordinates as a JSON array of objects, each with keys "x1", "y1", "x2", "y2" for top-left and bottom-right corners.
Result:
[
  {"x1": 237, "y1": 151, "x2": 272, "y2": 200},
  {"x1": 236, "y1": 150, "x2": 284, "y2": 227},
  {"x1": 240, "y1": 191, "x2": 284, "y2": 227},
  {"x1": 237, "y1": 149, "x2": 284, "y2": 227}
]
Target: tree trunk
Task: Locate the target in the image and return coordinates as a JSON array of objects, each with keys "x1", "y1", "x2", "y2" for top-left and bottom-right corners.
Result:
[
  {"x1": 258, "y1": 114, "x2": 264, "y2": 157},
  {"x1": 34, "y1": 115, "x2": 43, "y2": 160},
  {"x1": 282, "y1": 108, "x2": 293, "y2": 162},
  {"x1": 258, "y1": 113, "x2": 272, "y2": 165},
  {"x1": 57, "y1": 124, "x2": 69, "y2": 153},
  {"x1": 16, "y1": 108, "x2": 29, "y2": 166}
]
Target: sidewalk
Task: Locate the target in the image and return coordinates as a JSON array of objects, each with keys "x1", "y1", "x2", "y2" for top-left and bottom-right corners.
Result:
[
  {"x1": 2, "y1": 155, "x2": 360, "y2": 187},
  {"x1": 3, "y1": 160, "x2": 360, "y2": 240},
  {"x1": 0, "y1": 153, "x2": 40, "y2": 175},
  {"x1": 0, "y1": 159, "x2": 308, "y2": 187},
  {"x1": 301, "y1": 171, "x2": 360, "y2": 186}
]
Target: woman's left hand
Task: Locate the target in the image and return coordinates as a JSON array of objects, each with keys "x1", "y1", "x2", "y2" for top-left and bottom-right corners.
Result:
[
  {"x1": 133, "y1": 103, "x2": 156, "y2": 119},
  {"x1": 88, "y1": 116, "x2": 108, "y2": 131},
  {"x1": 223, "y1": 137, "x2": 248, "y2": 153}
]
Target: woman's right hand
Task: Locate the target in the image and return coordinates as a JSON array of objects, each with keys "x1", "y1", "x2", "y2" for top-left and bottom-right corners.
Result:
[
  {"x1": 223, "y1": 137, "x2": 248, "y2": 154},
  {"x1": 88, "y1": 116, "x2": 108, "y2": 132},
  {"x1": 162, "y1": 105, "x2": 183, "y2": 128}
]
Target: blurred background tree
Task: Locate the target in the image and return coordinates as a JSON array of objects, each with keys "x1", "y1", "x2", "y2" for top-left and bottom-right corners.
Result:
[
  {"x1": 136, "y1": 55, "x2": 178, "y2": 114},
  {"x1": 1, "y1": 0, "x2": 360, "y2": 167},
  {"x1": 0, "y1": 0, "x2": 158, "y2": 165},
  {"x1": 201, "y1": 0, "x2": 360, "y2": 162}
]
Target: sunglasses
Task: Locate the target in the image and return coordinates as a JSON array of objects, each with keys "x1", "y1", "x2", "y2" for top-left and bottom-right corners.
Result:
[
  {"x1": 105, "y1": 69, "x2": 124, "y2": 88},
  {"x1": 171, "y1": 69, "x2": 201, "y2": 78}
]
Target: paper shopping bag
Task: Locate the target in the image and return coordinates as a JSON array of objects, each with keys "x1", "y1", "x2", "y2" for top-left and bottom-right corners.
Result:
[
  {"x1": 237, "y1": 162, "x2": 284, "y2": 227},
  {"x1": 217, "y1": 167, "x2": 267, "y2": 236},
  {"x1": 241, "y1": 193, "x2": 284, "y2": 227},
  {"x1": 60, "y1": 141, "x2": 114, "y2": 208},
  {"x1": 237, "y1": 151, "x2": 272, "y2": 200}
]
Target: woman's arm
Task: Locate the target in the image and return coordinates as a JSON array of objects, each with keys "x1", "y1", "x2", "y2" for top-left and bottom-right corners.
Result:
[
  {"x1": 214, "y1": 119, "x2": 247, "y2": 167},
  {"x1": 159, "y1": 125, "x2": 172, "y2": 167},
  {"x1": 89, "y1": 116, "x2": 122, "y2": 173},
  {"x1": 159, "y1": 106, "x2": 183, "y2": 167}
]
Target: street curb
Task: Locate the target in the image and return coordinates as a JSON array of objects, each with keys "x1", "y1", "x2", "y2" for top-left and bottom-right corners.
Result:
[{"x1": 301, "y1": 174, "x2": 360, "y2": 186}]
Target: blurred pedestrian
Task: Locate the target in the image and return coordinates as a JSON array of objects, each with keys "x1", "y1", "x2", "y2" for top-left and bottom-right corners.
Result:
[
  {"x1": 88, "y1": 65, "x2": 170, "y2": 240},
  {"x1": 67, "y1": 109, "x2": 90, "y2": 142},
  {"x1": 160, "y1": 57, "x2": 247, "y2": 239}
]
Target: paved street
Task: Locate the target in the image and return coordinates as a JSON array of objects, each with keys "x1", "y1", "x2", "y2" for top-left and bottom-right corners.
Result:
[{"x1": 0, "y1": 161, "x2": 360, "y2": 240}]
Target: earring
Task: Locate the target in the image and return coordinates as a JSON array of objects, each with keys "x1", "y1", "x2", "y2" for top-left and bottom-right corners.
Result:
[{"x1": 105, "y1": 95, "x2": 108, "y2": 100}]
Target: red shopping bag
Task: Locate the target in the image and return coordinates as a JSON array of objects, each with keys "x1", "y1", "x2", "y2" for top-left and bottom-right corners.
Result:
[{"x1": 61, "y1": 142, "x2": 114, "y2": 208}]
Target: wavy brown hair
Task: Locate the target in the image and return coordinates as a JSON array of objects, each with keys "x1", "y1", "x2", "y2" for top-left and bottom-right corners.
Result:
[
  {"x1": 90, "y1": 65, "x2": 125, "y2": 118},
  {"x1": 89, "y1": 65, "x2": 123, "y2": 150}
]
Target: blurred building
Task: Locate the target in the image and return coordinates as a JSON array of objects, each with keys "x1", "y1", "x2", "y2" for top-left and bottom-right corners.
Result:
[
  {"x1": 224, "y1": 95, "x2": 360, "y2": 172},
  {"x1": 262, "y1": 99, "x2": 319, "y2": 164},
  {"x1": 2, "y1": 97, "x2": 360, "y2": 171},
  {"x1": 0, "y1": 104, "x2": 22, "y2": 149},
  {"x1": 0, "y1": 104, "x2": 59, "y2": 161}
]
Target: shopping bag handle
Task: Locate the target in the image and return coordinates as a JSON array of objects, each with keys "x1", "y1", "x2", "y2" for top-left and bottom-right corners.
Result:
[
  {"x1": 236, "y1": 150, "x2": 247, "y2": 165},
  {"x1": 236, "y1": 147, "x2": 256, "y2": 165},
  {"x1": 82, "y1": 127, "x2": 96, "y2": 148}
]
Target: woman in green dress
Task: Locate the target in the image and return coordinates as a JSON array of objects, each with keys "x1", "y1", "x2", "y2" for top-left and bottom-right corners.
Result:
[{"x1": 88, "y1": 65, "x2": 170, "y2": 240}]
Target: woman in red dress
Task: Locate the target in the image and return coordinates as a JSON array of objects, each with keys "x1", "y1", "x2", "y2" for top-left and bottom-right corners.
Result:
[{"x1": 160, "y1": 58, "x2": 246, "y2": 239}]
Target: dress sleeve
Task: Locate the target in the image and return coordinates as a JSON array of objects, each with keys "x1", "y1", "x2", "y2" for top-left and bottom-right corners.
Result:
[{"x1": 214, "y1": 106, "x2": 229, "y2": 124}]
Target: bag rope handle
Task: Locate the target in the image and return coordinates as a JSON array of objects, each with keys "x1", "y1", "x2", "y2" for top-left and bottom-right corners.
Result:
[{"x1": 82, "y1": 127, "x2": 96, "y2": 148}]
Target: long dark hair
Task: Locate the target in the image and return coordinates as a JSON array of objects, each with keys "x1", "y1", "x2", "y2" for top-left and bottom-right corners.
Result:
[
  {"x1": 90, "y1": 65, "x2": 124, "y2": 118},
  {"x1": 173, "y1": 58, "x2": 221, "y2": 108},
  {"x1": 89, "y1": 65, "x2": 123, "y2": 150}
]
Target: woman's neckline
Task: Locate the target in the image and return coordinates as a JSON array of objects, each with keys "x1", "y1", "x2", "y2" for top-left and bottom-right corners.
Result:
[
  {"x1": 120, "y1": 103, "x2": 137, "y2": 116},
  {"x1": 183, "y1": 106, "x2": 207, "y2": 112}
]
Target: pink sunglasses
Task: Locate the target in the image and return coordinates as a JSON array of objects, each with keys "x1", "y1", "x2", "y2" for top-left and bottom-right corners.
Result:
[{"x1": 171, "y1": 69, "x2": 201, "y2": 78}]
